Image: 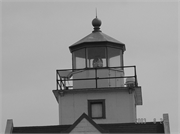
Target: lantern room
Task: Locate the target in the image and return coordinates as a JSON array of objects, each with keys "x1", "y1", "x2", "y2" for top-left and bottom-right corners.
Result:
[
  {"x1": 56, "y1": 17, "x2": 139, "y2": 90},
  {"x1": 69, "y1": 17, "x2": 126, "y2": 69},
  {"x1": 63, "y1": 17, "x2": 128, "y2": 89}
]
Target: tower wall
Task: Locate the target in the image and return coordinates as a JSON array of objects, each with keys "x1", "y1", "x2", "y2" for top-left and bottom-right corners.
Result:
[{"x1": 58, "y1": 88, "x2": 136, "y2": 125}]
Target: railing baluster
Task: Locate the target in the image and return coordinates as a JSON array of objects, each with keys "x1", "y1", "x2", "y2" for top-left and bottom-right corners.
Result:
[
  {"x1": 56, "y1": 70, "x2": 58, "y2": 90},
  {"x1": 95, "y1": 68, "x2": 97, "y2": 88},
  {"x1": 134, "y1": 66, "x2": 138, "y2": 87}
]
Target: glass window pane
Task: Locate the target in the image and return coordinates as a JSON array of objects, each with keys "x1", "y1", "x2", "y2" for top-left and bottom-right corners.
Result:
[
  {"x1": 87, "y1": 47, "x2": 106, "y2": 68},
  {"x1": 91, "y1": 103, "x2": 102, "y2": 118},
  {"x1": 73, "y1": 49, "x2": 85, "y2": 69},
  {"x1": 108, "y1": 47, "x2": 121, "y2": 67}
]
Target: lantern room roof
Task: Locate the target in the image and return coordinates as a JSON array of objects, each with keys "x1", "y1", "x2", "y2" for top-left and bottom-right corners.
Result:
[
  {"x1": 69, "y1": 17, "x2": 125, "y2": 53},
  {"x1": 70, "y1": 32, "x2": 125, "y2": 46}
]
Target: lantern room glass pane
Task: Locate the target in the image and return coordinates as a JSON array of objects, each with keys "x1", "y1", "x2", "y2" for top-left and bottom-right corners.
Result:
[
  {"x1": 86, "y1": 47, "x2": 106, "y2": 68},
  {"x1": 108, "y1": 47, "x2": 121, "y2": 67},
  {"x1": 73, "y1": 49, "x2": 85, "y2": 69}
]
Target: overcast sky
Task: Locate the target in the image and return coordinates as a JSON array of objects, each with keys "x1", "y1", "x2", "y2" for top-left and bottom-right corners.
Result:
[{"x1": 1, "y1": 0, "x2": 178, "y2": 133}]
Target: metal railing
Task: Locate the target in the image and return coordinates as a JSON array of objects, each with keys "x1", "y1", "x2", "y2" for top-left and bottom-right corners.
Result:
[{"x1": 56, "y1": 66, "x2": 138, "y2": 90}]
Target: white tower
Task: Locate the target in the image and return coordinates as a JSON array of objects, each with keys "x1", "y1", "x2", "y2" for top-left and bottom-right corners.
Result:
[{"x1": 53, "y1": 17, "x2": 142, "y2": 125}]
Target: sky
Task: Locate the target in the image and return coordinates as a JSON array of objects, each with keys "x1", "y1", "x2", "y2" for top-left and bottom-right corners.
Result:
[{"x1": 1, "y1": 0, "x2": 179, "y2": 133}]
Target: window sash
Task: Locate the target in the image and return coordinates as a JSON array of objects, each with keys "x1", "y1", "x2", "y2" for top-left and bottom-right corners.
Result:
[{"x1": 91, "y1": 103, "x2": 103, "y2": 118}]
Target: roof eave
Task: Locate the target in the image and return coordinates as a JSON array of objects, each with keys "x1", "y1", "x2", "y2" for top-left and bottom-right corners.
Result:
[{"x1": 69, "y1": 41, "x2": 126, "y2": 53}]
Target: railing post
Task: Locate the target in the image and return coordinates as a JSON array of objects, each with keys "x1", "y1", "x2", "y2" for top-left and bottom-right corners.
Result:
[
  {"x1": 134, "y1": 66, "x2": 138, "y2": 87},
  {"x1": 95, "y1": 68, "x2": 98, "y2": 88},
  {"x1": 56, "y1": 70, "x2": 58, "y2": 90}
]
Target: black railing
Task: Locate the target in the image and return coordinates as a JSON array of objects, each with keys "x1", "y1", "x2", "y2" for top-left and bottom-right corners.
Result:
[{"x1": 56, "y1": 66, "x2": 138, "y2": 90}]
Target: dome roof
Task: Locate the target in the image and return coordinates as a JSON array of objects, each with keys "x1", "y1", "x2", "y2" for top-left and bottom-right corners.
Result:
[{"x1": 69, "y1": 17, "x2": 125, "y2": 53}]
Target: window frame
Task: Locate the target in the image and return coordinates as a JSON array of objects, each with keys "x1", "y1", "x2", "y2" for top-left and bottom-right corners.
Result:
[
  {"x1": 72, "y1": 46, "x2": 124, "y2": 69},
  {"x1": 72, "y1": 48, "x2": 86, "y2": 69},
  {"x1": 107, "y1": 47, "x2": 122, "y2": 67},
  {"x1": 88, "y1": 99, "x2": 106, "y2": 119}
]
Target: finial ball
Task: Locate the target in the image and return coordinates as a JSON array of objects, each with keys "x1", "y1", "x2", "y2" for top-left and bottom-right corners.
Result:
[{"x1": 92, "y1": 17, "x2": 102, "y2": 28}]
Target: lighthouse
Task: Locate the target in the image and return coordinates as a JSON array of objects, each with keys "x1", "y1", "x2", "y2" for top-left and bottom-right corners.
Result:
[
  {"x1": 53, "y1": 16, "x2": 142, "y2": 125},
  {"x1": 5, "y1": 16, "x2": 169, "y2": 134}
]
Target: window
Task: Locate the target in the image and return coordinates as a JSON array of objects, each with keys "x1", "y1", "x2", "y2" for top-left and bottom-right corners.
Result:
[
  {"x1": 108, "y1": 47, "x2": 122, "y2": 67},
  {"x1": 73, "y1": 48, "x2": 86, "y2": 69},
  {"x1": 88, "y1": 99, "x2": 105, "y2": 119},
  {"x1": 86, "y1": 47, "x2": 106, "y2": 68}
]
